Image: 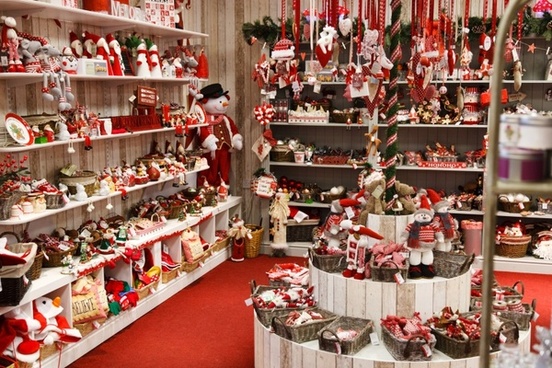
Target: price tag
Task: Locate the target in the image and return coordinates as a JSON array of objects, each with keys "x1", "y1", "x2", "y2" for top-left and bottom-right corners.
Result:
[
  {"x1": 499, "y1": 332, "x2": 507, "y2": 343},
  {"x1": 313, "y1": 81, "x2": 322, "y2": 94},
  {"x1": 160, "y1": 215, "x2": 167, "y2": 223},
  {"x1": 542, "y1": 203, "x2": 548, "y2": 210},
  {"x1": 357, "y1": 195, "x2": 366, "y2": 205},
  {"x1": 422, "y1": 343, "x2": 433, "y2": 357},
  {"x1": 334, "y1": 342, "x2": 342, "y2": 355},
  {"x1": 518, "y1": 202, "x2": 525, "y2": 210},
  {"x1": 532, "y1": 310, "x2": 540, "y2": 321},
  {"x1": 394, "y1": 272, "x2": 405, "y2": 284},
  {"x1": 345, "y1": 206, "x2": 355, "y2": 219},
  {"x1": 244, "y1": 297, "x2": 253, "y2": 306},
  {"x1": 370, "y1": 332, "x2": 380, "y2": 345}
]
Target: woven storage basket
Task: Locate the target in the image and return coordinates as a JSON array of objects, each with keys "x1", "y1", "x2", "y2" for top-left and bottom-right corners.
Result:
[
  {"x1": 180, "y1": 252, "x2": 208, "y2": 273},
  {"x1": 59, "y1": 170, "x2": 98, "y2": 196},
  {"x1": 245, "y1": 224, "x2": 263, "y2": 258},
  {"x1": 250, "y1": 281, "x2": 309, "y2": 328},
  {"x1": 162, "y1": 268, "x2": 180, "y2": 283},
  {"x1": 167, "y1": 201, "x2": 186, "y2": 219},
  {"x1": 44, "y1": 192, "x2": 66, "y2": 209},
  {"x1": 74, "y1": 317, "x2": 107, "y2": 338},
  {"x1": 26, "y1": 251, "x2": 44, "y2": 281},
  {"x1": 499, "y1": 200, "x2": 532, "y2": 213},
  {"x1": 210, "y1": 236, "x2": 230, "y2": 253},
  {"x1": 42, "y1": 243, "x2": 78, "y2": 268},
  {"x1": 497, "y1": 235, "x2": 531, "y2": 258},
  {"x1": 0, "y1": 232, "x2": 39, "y2": 279},
  {"x1": 270, "y1": 145, "x2": 294, "y2": 162},
  {"x1": 370, "y1": 259, "x2": 408, "y2": 283},
  {"x1": 136, "y1": 280, "x2": 159, "y2": 300},
  {"x1": 308, "y1": 248, "x2": 347, "y2": 273},
  {"x1": 271, "y1": 307, "x2": 338, "y2": 343},
  {"x1": 318, "y1": 316, "x2": 373, "y2": 355},
  {"x1": 287, "y1": 219, "x2": 319, "y2": 242},
  {"x1": 0, "y1": 276, "x2": 32, "y2": 306},
  {"x1": 495, "y1": 299, "x2": 536, "y2": 330},
  {"x1": 471, "y1": 281, "x2": 525, "y2": 310},
  {"x1": 0, "y1": 191, "x2": 24, "y2": 220},
  {"x1": 433, "y1": 251, "x2": 475, "y2": 278},
  {"x1": 381, "y1": 327, "x2": 436, "y2": 361}
]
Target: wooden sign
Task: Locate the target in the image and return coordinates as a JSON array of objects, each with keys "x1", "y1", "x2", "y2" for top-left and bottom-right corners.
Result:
[{"x1": 136, "y1": 86, "x2": 157, "y2": 107}]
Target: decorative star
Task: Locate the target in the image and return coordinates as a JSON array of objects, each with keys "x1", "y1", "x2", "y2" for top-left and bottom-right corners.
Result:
[{"x1": 528, "y1": 43, "x2": 536, "y2": 53}]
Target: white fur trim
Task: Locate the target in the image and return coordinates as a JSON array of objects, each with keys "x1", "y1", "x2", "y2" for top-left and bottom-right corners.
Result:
[
  {"x1": 232, "y1": 134, "x2": 243, "y2": 150},
  {"x1": 202, "y1": 134, "x2": 218, "y2": 151},
  {"x1": 271, "y1": 242, "x2": 289, "y2": 249}
]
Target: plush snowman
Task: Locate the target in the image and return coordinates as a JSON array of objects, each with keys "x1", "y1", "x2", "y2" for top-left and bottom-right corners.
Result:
[
  {"x1": 196, "y1": 83, "x2": 243, "y2": 187},
  {"x1": 427, "y1": 189, "x2": 458, "y2": 252},
  {"x1": 33, "y1": 296, "x2": 82, "y2": 346},
  {"x1": 0, "y1": 307, "x2": 42, "y2": 365},
  {"x1": 135, "y1": 41, "x2": 151, "y2": 78},
  {"x1": 400, "y1": 195, "x2": 443, "y2": 279},
  {"x1": 60, "y1": 46, "x2": 78, "y2": 74}
]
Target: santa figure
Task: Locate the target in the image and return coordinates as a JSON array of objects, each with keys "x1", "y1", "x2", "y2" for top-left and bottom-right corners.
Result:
[
  {"x1": 340, "y1": 219, "x2": 384, "y2": 280},
  {"x1": 400, "y1": 195, "x2": 443, "y2": 279},
  {"x1": 427, "y1": 189, "x2": 458, "y2": 252},
  {"x1": 269, "y1": 191, "x2": 291, "y2": 257},
  {"x1": 69, "y1": 30, "x2": 83, "y2": 58},
  {"x1": 196, "y1": 83, "x2": 243, "y2": 187},
  {"x1": 106, "y1": 33, "x2": 124, "y2": 76}
]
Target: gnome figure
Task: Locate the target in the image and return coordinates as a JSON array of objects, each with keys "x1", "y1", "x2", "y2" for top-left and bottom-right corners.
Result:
[
  {"x1": 69, "y1": 30, "x2": 83, "y2": 58},
  {"x1": 196, "y1": 83, "x2": 243, "y2": 187},
  {"x1": 340, "y1": 219, "x2": 384, "y2": 280},
  {"x1": 106, "y1": 33, "x2": 124, "y2": 76},
  {"x1": 427, "y1": 189, "x2": 458, "y2": 252},
  {"x1": 400, "y1": 195, "x2": 443, "y2": 279}
]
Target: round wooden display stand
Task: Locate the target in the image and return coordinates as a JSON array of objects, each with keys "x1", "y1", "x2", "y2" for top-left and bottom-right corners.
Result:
[{"x1": 254, "y1": 265, "x2": 531, "y2": 367}]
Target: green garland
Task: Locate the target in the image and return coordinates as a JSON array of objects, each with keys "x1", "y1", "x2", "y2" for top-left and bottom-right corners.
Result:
[{"x1": 242, "y1": 10, "x2": 552, "y2": 47}]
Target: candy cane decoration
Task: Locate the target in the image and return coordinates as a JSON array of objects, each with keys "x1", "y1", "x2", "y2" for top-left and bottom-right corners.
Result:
[{"x1": 384, "y1": 0, "x2": 402, "y2": 213}]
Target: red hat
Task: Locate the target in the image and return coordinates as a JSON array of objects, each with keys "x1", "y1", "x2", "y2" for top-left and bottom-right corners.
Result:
[
  {"x1": 353, "y1": 225, "x2": 384, "y2": 240},
  {"x1": 82, "y1": 31, "x2": 100, "y2": 45},
  {"x1": 332, "y1": 197, "x2": 359, "y2": 213},
  {"x1": 69, "y1": 31, "x2": 80, "y2": 45},
  {"x1": 106, "y1": 33, "x2": 117, "y2": 46},
  {"x1": 271, "y1": 38, "x2": 295, "y2": 60},
  {"x1": 416, "y1": 194, "x2": 434, "y2": 217},
  {"x1": 427, "y1": 188, "x2": 449, "y2": 212}
]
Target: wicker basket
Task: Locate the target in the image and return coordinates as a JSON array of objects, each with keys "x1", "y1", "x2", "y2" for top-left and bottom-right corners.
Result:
[
  {"x1": 245, "y1": 224, "x2": 263, "y2": 258},
  {"x1": 308, "y1": 248, "x2": 347, "y2": 273},
  {"x1": 210, "y1": 236, "x2": 230, "y2": 253},
  {"x1": 370, "y1": 259, "x2": 409, "y2": 283},
  {"x1": 42, "y1": 243, "x2": 78, "y2": 268},
  {"x1": 270, "y1": 145, "x2": 294, "y2": 162},
  {"x1": 271, "y1": 307, "x2": 337, "y2": 343},
  {"x1": 44, "y1": 192, "x2": 66, "y2": 209},
  {"x1": 0, "y1": 191, "x2": 24, "y2": 220},
  {"x1": 0, "y1": 276, "x2": 32, "y2": 306},
  {"x1": 496, "y1": 235, "x2": 531, "y2": 258},
  {"x1": 498, "y1": 200, "x2": 532, "y2": 213},
  {"x1": 495, "y1": 299, "x2": 536, "y2": 330},
  {"x1": 26, "y1": 251, "x2": 44, "y2": 281},
  {"x1": 162, "y1": 268, "x2": 180, "y2": 283},
  {"x1": 287, "y1": 219, "x2": 319, "y2": 242},
  {"x1": 318, "y1": 316, "x2": 374, "y2": 355},
  {"x1": 250, "y1": 281, "x2": 309, "y2": 328},
  {"x1": 470, "y1": 281, "x2": 524, "y2": 310},
  {"x1": 59, "y1": 170, "x2": 98, "y2": 196},
  {"x1": 433, "y1": 251, "x2": 475, "y2": 279},
  {"x1": 136, "y1": 280, "x2": 160, "y2": 300},
  {"x1": 381, "y1": 327, "x2": 436, "y2": 361},
  {"x1": 74, "y1": 317, "x2": 107, "y2": 338},
  {"x1": 180, "y1": 252, "x2": 208, "y2": 273},
  {"x1": 167, "y1": 201, "x2": 186, "y2": 219},
  {"x1": 0, "y1": 232, "x2": 39, "y2": 278}
]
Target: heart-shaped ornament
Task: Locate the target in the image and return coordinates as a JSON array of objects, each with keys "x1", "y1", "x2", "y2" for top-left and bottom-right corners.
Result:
[
  {"x1": 315, "y1": 44, "x2": 333, "y2": 68},
  {"x1": 339, "y1": 17, "x2": 352, "y2": 37}
]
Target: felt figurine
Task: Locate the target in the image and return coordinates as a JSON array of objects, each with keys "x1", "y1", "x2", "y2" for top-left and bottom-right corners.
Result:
[
  {"x1": 33, "y1": 296, "x2": 82, "y2": 346},
  {"x1": 148, "y1": 43, "x2": 163, "y2": 78},
  {"x1": 340, "y1": 219, "x2": 384, "y2": 280},
  {"x1": 227, "y1": 215, "x2": 248, "y2": 262},
  {"x1": 400, "y1": 195, "x2": 443, "y2": 279},
  {"x1": 17, "y1": 35, "x2": 44, "y2": 73},
  {"x1": 60, "y1": 46, "x2": 78, "y2": 74},
  {"x1": 196, "y1": 83, "x2": 243, "y2": 187},
  {"x1": 81, "y1": 31, "x2": 96, "y2": 59},
  {"x1": 135, "y1": 41, "x2": 151, "y2": 78},
  {"x1": 69, "y1": 31, "x2": 83, "y2": 58},
  {"x1": 269, "y1": 191, "x2": 291, "y2": 257},
  {"x1": 427, "y1": 189, "x2": 458, "y2": 252},
  {"x1": 73, "y1": 183, "x2": 88, "y2": 201},
  {"x1": 82, "y1": 31, "x2": 113, "y2": 75},
  {"x1": 319, "y1": 198, "x2": 353, "y2": 249},
  {"x1": 1, "y1": 16, "x2": 25, "y2": 72},
  {"x1": 0, "y1": 307, "x2": 42, "y2": 365},
  {"x1": 106, "y1": 33, "x2": 124, "y2": 76},
  {"x1": 43, "y1": 124, "x2": 55, "y2": 142}
]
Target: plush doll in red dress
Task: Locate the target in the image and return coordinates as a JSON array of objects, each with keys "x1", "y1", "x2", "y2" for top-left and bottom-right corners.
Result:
[{"x1": 195, "y1": 83, "x2": 243, "y2": 187}]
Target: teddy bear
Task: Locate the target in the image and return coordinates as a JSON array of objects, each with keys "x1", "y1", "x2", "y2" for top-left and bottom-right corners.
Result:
[{"x1": 393, "y1": 180, "x2": 417, "y2": 215}]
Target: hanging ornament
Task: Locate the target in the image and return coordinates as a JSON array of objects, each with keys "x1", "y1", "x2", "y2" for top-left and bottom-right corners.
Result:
[
  {"x1": 253, "y1": 102, "x2": 275, "y2": 125},
  {"x1": 315, "y1": 25, "x2": 337, "y2": 67}
]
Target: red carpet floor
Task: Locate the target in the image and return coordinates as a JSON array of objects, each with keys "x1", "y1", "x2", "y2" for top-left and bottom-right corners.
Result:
[{"x1": 68, "y1": 255, "x2": 550, "y2": 368}]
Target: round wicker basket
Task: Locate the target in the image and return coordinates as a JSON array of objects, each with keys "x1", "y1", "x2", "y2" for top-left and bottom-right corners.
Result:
[{"x1": 59, "y1": 170, "x2": 98, "y2": 196}]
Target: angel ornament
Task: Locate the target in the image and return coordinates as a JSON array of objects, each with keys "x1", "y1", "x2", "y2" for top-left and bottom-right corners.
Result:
[{"x1": 269, "y1": 192, "x2": 290, "y2": 257}]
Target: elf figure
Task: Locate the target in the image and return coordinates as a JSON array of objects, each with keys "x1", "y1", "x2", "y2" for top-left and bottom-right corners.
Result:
[
  {"x1": 400, "y1": 195, "x2": 443, "y2": 279},
  {"x1": 340, "y1": 219, "x2": 384, "y2": 280},
  {"x1": 195, "y1": 83, "x2": 243, "y2": 187},
  {"x1": 427, "y1": 189, "x2": 458, "y2": 252},
  {"x1": 269, "y1": 191, "x2": 290, "y2": 257},
  {"x1": 1, "y1": 16, "x2": 25, "y2": 72}
]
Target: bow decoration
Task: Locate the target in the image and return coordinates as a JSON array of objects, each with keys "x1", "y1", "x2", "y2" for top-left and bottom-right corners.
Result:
[
  {"x1": 253, "y1": 103, "x2": 275, "y2": 125},
  {"x1": 365, "y1": 125, "x2": 382, "y2": 156}
]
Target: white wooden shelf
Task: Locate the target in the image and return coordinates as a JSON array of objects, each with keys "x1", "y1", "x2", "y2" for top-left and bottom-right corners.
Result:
[
  {"x1": 269, "y1": 161, "x2": 485, "y2": 173},
  {"x1": 0, "y1": 166, "x2": 209, "y2": 225},
  {"x1": 474, "y1": 254, "x2": 552, "y2": 275},
  {"x1": 0, "y1": 0, "x2": 208, "y2": 39}
]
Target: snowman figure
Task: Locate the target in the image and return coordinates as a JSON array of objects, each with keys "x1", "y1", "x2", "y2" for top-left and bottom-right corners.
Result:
[
  {"x1": 427, "y1": 189, "x2": 458, "y2": 252},
  {"x1": 148, "y1": 43, "x2": 163, "y2": 78},
  {"x1": 60, "y1": 46, "x2": 78, "y2": 74},
  {"x1": 196, "y1": 83, "x2": 243, "y2": 187},
  {"x1": 33, "y1": 296, "x2": 82, "y2": 346},
  {"x1": 135, "y1": 41, "x2": 151, "y2": 78},
  {"x1": 400, "y1": 195, "x2": 443, "y2": 279}
]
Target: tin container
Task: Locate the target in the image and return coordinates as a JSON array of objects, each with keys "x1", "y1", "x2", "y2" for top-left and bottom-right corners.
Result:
[
  {"x1": 498, "y1": 147, "x2": 545, "y2": 182},
  {"x1": 499, "y1": 114, "x2": 521, "y2": 147},
  {"x1": 517, "y1": 115, "x2": 552, "y2": 150},
  {"x1": 464, "y1": 87, "x2": 480, "y2": 106}
]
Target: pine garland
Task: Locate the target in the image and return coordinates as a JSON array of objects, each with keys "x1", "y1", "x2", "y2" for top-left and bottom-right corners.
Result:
[{"x1": 384, "y1": 0, "x2": 401, "y2": 214}]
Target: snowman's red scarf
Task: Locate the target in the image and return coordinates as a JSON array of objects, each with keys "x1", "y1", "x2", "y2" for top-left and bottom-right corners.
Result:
[{"x1": 205, "y1": 114, "x2": 226, "y2": 126}]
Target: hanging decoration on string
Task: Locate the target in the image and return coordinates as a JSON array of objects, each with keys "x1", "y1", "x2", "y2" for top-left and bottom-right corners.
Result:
[{"x1": 315, "y1": 0, "x2": 338, "y2": 68}]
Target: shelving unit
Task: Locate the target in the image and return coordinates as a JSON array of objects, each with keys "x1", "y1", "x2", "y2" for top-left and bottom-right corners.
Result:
[{"x1": 0, "y1": 2, "x2": 242, "y2": 367}]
